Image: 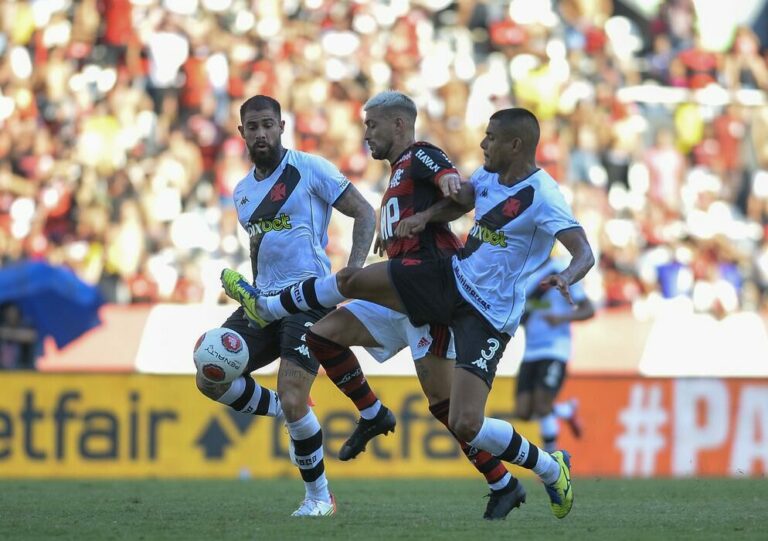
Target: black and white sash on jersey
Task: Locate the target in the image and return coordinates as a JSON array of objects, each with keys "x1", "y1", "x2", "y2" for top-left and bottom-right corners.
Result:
[
  {"x1": 461, "y1": 185, "x2": 535, "y2": 259},
  {"x1": 247, "y1": 164, "x2": 302, "y2": 280}
]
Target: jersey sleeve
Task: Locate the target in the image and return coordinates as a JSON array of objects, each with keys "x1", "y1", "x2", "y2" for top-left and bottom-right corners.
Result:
[
  {"x1": 309, "y1": 155, "x2": 351, "y2": 205},
  {"x1": 412, "y1": 145, "x2": 458, "y2": 186},
  {"x1": 536, "y1": 183, "x2": 581, "y2": 237}
]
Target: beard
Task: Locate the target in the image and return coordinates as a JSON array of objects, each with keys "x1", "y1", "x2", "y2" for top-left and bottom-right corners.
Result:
[{"x1": 248, "y1": 143, "x2": 281, "y2": 167}]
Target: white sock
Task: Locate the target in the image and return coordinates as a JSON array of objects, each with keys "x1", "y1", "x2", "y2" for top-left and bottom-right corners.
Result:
[
  {"x1": 534, "y1": 451, "x2": 561, "y2": 485},
  {"x1": 554, "y1": 400, "x2": 574, "y2": 419},
  {"x1": 218, "y1": 376, "x2": 283, "y2": 418},
  {"x1": 314, "y1": 274, "x2": 346, "y2": 306},
  {"x1": 262, "y1": 275, "x2": 346, "y2": 320},
  {"x1": 286, "y1": 410, "x2": 331, "y2": 502},
  {"x1": 263, "y1": 294, "x2": 289, "y2": 320},
  {"x1": 359, "y1": 400, "x2": 382, "y2": 420},
  {"x1": 468, "y1": 417, "x2": 514, "y2": 456}
]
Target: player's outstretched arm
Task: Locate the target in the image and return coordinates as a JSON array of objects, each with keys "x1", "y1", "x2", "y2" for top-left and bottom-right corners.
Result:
[
  {"x1": 333, "y1": 185, "x2": 377, "y2": 268},
  {"x1": 394, "y1": 196, "x2": 471, "y2": 238},
  {"x1": 540, "y1": 227, "x2": 595, "y2": 304}
]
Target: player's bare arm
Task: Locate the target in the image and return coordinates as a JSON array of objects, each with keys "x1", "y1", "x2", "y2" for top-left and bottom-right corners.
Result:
[
  {"x1": 443, "y1": 177, "x2": 475, "y2": 209},
  {"x1": 540, "y1": 227, "x2": 595, "y2": 304},
  {"x1": 333, "y1": 184, "x2": 376, "y2": 268},
  {"x1": 394, "y1": 196, "x2": 470, "y2": 238},
  {"x1": 543, "y1": 297, "x2": 595, "y2": 326}
]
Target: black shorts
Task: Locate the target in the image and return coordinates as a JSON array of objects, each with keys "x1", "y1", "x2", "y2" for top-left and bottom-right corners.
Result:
[
  {"x1": 222, "y1": 306, "x2": 333, "y2": 376},
  {"x1": 516, "y1": 359, "x2": 567, "y2": 394},
  {"x1": 389, "y1": 257, "x2": 509, "y2": 387}
]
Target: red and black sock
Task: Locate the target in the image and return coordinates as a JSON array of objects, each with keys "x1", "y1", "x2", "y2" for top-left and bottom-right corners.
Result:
[
  {"x1": 429, "y1": 399, "x2": 515, "y2": 488},
  {"x1": 306, "y1": 330, "x2": 377, "y2": 411}
]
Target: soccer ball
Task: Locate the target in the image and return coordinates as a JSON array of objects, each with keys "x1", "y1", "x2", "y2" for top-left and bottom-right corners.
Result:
[{"x1": 193, "y1": 328, "x2": 249, "y2": 384}]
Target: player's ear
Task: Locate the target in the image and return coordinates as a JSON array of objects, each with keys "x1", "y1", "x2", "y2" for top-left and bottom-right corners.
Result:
[
  {"x1": 279, "y1": 120, "x2": 285, "y2": 134},
  {"x1": 237, "y1": 124, "x2": 244, "y2": 137}
]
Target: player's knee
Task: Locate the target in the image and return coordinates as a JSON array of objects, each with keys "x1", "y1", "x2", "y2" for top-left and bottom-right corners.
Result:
[
  {"x1": 448, "y1": 412, "x2": 483, "y2": 443},
  {"x1": 278, "y1": 386, "x2": 309, "y2": 422},
  {"x1": 514, "y1": 407, "x2": 533, "y2": 421},
  {"x1": 335, "y1": 267, "x2": 361, "y2": 298},
  {"x1": 195, "y1": 372, "x2": 228, "y2": 401}
]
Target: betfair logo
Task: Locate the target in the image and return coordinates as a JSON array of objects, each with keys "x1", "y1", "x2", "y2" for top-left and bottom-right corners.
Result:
[
  {"x1": 468, "y1": 223, "x2": 507, "y2": 247},
  {"x1": 246, "y1": 213, "x2": 292, "y2": 236}
]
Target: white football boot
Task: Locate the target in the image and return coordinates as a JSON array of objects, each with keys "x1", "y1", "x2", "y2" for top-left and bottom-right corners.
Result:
[{"x1": 291, "y1": 493, "x2": 337, "y2": 517}]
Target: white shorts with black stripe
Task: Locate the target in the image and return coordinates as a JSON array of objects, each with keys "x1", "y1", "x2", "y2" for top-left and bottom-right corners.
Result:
[{"x1": 342, "y1": 300, "x2": 456, "y2": 363}]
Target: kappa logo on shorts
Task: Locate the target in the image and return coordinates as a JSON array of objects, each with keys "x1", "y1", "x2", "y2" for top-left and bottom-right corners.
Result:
[
  {"x1": 472, "y1": 358, "x2": 488, "y2": 371},
  {"x1": 416, "y1": 337, "x2": 431, "y2": 349}
]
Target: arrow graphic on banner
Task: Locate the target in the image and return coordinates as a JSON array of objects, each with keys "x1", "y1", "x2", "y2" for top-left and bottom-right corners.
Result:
[{"x1": 195, "y1": 418, "x2": 234, "y2": 459}]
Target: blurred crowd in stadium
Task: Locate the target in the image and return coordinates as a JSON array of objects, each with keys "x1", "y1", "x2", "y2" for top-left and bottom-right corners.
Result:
[{"x1": 1, "y1": 0, "x2": 768, "y2": 329}]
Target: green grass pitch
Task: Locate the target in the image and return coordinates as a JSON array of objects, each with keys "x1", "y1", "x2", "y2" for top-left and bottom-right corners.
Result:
[{"x1": 1, "y1": 478, "x2": 765, "y2": 540}]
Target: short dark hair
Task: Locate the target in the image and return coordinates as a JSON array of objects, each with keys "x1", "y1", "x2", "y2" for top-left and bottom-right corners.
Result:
[
  {"x1": 490, "y1": 108, "x2": 540, "y2": 151},
  {"x1": 240, "y1": 95, "x2": 281, "y2": 121}
]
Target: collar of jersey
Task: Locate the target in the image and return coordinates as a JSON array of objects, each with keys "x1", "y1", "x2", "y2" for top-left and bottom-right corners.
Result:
[
  {"x1": 493, "y1": 167, "x2": 541, "y2": 189},
  {"x1": 252, "y1": 149, "x2": 290, "y2": 183}
]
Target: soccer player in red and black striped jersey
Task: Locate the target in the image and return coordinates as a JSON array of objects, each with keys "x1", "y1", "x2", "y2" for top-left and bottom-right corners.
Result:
[{"x1": 300, "y1": 91, "x2": 525, "y2": 520}]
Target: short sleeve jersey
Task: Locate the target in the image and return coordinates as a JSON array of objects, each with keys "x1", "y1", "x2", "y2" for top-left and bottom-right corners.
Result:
[
  {"x1": 451, "y1": 167, "x2": 582, "y2": 335},
  {"x1": 232, "y1": 149, "x2": 350, "y2": 293},
  {"x1": 522, "y1": 257, "x2": 588, "y2": 363},
  {"x1": 379, "y1": 142, "x2": 463, "y2": 260}
]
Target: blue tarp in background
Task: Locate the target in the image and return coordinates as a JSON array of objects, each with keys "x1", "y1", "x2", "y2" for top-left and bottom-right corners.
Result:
[{"x1": 0, "y1": 261, "x2": 104, "y2": 349}]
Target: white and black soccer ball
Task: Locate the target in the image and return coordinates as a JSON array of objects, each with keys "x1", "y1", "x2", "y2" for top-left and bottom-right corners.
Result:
[{"x1": 193, "y1": 328, "x2": 249, "y2": 384}]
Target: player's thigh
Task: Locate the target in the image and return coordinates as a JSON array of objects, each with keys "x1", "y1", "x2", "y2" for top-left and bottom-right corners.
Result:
[
  {"x1": 451, "y1": 305, "x2": 510, "y2": 388},
  {"x1": 311, "y1": 304, "x2": 381, "y2": 348},
  {"x1": 276, "y1": 308, "x2": 331, "y2": 378},
  {"x1": 414, "y1": 353, "x2": 455, "y2": 405},
  {"x1": 276, "y1": 310, "x2": 326, "y2": 421},
  {"x1": 514, "y1": 362, "x2": 539, "y2": 419},
  {"x1": 337, "y1": 262, "x2": 403, "y2": 311}
]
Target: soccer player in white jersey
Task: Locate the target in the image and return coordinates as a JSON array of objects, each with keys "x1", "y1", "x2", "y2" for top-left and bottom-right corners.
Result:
[
  {"x1": 195, "y1": 95, "x2": 375, "y2": 517},
  {"x1": 221, "y1": 107, "x2": 595, "y2": 519},
  {"x1": 515, "y1": 256, "x2": 595, "y2": 453}
]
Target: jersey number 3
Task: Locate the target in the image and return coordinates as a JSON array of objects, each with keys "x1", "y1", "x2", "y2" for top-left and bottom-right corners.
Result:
[{"x1": 472, "y1": 338, "x2": 500, "y2": 372}]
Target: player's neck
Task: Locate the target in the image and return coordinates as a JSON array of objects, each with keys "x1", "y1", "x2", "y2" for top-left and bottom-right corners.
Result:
[
  {"x1": 499, "y1": 161, "x2": 538, "y2": 186},
  {"x1": 386, "y1": 138, "x2": 414, "y2": 165},
  {"x1": 252, "y1": 147, "x2": 287, "y2": 180}
]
